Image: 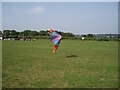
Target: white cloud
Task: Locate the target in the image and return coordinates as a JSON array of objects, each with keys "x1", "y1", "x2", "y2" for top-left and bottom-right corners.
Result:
[{"x1": 31, "y1": 6, "x2": 45, "y2": 14}]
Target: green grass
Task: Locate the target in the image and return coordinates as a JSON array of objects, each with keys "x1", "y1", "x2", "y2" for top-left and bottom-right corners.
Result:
[
  {"x1": 0, "y1": 40, "x2": 2, "y2": 89},
  {"x1": 2, "y1": 40, "x2": 118, "y2": 88}
]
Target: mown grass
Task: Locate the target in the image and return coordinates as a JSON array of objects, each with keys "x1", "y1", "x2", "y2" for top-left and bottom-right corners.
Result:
[
  {"x1": 2, "y1": 40, "x2": 118, "y2": 88},
  {"x1": 0, "y1": 40, "x2": 2, "y2": 89}
]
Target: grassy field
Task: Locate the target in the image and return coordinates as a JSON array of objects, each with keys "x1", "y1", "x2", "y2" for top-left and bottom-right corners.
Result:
[{"x1": 2, "y1": 40, "x2": 118, "y2": 88}]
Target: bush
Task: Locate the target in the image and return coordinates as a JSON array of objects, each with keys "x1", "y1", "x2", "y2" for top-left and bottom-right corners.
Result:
[{"x1": 97, "y1": 38, "x2": 110, "y2": 41}]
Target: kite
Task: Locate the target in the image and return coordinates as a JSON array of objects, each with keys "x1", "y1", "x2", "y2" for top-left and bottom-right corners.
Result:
[{"x1": 50, "y1": 29, "x2": 62, "y2": 54}]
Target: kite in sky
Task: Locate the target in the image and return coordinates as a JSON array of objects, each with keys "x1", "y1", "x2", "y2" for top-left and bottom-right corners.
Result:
[{"x1": 50, "y1": 29, "x2": 62, "y2": 54}]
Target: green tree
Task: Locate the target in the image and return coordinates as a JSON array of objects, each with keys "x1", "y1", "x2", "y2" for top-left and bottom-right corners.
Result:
[
  {"x1": 39, "y1": 30, "x2": 49, "y2": 36},
  {"x1": 3, "y1": 30, "x2": 11, "y2": 37},
  {"x1": 23, "y1": 30, "x2": 32, "y2": 36},
  {"x1": 10, "y1": 30, "x2": 17, "y2": 37},
  {"x1": 87, "y1": 34, "x2": 94, "y2": 38},
  {"x1": 0, "y1": 31, "x2": 2, "y2": 35},
  {"x1": 32, "y1": 31, "x2": 39, "y2": 37}
]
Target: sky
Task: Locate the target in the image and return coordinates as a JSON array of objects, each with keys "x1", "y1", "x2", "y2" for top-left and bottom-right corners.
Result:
[{"x1": 2, "y1": 2, "x2": 118, "y2": 34}]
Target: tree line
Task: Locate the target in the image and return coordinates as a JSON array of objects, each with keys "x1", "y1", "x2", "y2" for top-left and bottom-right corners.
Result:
[
  {"x1": 1, "y1": 30, "x2": 75, "y2": 39},
  {"x1": 0, "y1": 30, "x2": 118, "y2": 41}
]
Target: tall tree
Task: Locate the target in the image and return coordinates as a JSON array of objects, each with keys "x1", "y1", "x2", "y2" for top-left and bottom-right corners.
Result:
[
  {"x1": 39, "y1": 30, "x2": 48, "y2": 36},
  {"x1": 32, "y1": 31, "x2": 39, "y2": 37},
  {"x1": 10, "y1": 30, "x2": 17, "y2": 37},
  {"x1": 23, "y1": 30, "x2": 32, "y2": 36},
  {"x1": 3, "y1": 30, "x2": 11, "y2": 37},
  {"x1": 0, "y1": 31, "x2": 2, "y2": 35},
  {"x1": 87, "y1": 34, "x2": 94, "y2": 38}
]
